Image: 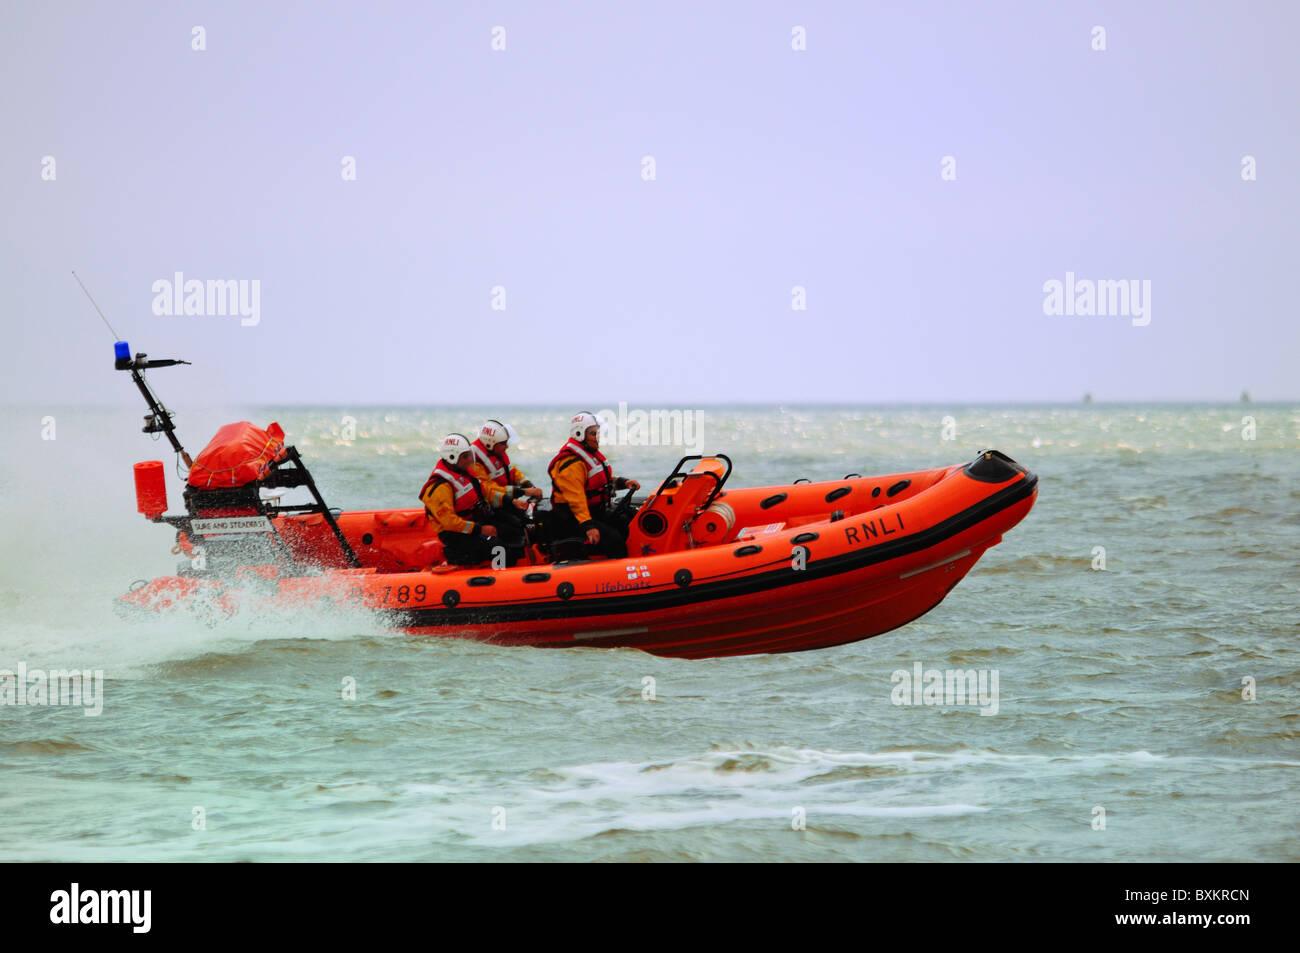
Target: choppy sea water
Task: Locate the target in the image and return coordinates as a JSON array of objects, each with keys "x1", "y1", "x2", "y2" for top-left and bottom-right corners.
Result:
[{"x1": 0, "y1": 403, "x2": 1296, "y2": 861}]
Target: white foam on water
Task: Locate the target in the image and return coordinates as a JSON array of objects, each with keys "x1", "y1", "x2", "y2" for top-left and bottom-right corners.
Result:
[
  {"x1": 370, "y1": 743, "x2": 1300, "y2": 849},
  {"x1": 382, "y1": 746, "x2": 996, "y2": 848}
]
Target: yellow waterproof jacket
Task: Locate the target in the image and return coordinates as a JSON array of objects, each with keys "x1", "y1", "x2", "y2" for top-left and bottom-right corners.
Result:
[
  {"x1": 549, "y1": 454, "x2": 596, "y2": 526},
  {"x1": 471, "y1": 460, "x2": 532, "y2": 493},
  {"x1": 419, "y1": 469, "x2": 510, "y2": 535}
]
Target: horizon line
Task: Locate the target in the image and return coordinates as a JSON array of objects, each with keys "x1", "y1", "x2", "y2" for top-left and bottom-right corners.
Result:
[{"x1": 7, "y1": 398, "x2": 1295, "y2": 410}]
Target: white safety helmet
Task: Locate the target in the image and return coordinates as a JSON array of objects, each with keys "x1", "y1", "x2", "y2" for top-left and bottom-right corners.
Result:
[
  {"x1": 439, "y1": 433, "x2": 472, "y2": 465},
  {"x1": 570, "y1": 411, "x2": 599, "y2": 440},
  {"x1": 478, "y1": 419, "x2": 516, "y2": 451}
]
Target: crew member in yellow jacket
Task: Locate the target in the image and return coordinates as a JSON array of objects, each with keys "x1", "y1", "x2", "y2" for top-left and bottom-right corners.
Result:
[
  {"x1": 547, "y1": 412, "x2": 640, "y2": 559},
  {"x1": 471, "y1": 419, "x2": 544, "y2": 548},
  {"x1": 470, "y1": 421, "x2": 539, "y2": 496},
  {"x1": 420, "y1": 433, "x2": 530, "y2": 566}
]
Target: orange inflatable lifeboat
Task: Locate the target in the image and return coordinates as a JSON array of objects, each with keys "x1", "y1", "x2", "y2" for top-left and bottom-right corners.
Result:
[{"x1": 111, "y1": 343, "x2": 1038, "y2": 659}]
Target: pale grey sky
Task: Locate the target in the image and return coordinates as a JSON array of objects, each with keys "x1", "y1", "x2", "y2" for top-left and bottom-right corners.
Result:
[{"x1": 3, "y1": 0, "x2": 1296, "y2": 406}]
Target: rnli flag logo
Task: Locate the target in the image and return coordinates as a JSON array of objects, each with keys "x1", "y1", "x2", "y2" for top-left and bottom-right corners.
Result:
[{"x1": 626, "y1": 565, "x2": 650, "y2": 581}]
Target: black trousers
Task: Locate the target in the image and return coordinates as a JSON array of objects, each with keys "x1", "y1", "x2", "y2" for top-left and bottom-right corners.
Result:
[
  {"x1": 548, "y1": 503, "x2": 629, "y2": 560},
  {"x1": 439, "y1": 514, "x2": 526, "y2": 567},
  {"x1": 491, "y1": 507, "x2": 533, "y2": 542}
]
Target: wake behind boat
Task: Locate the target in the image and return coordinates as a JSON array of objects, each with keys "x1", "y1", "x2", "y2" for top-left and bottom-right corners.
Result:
[{"x1": 112, "y1": 343, "x2": 1038, "y2": 659}]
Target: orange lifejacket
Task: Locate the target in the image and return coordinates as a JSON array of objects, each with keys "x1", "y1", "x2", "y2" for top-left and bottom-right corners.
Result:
[
  {"x1": 471, "y1": 439, "x2": 511, "y2": 487},
  {"x1": 548, "y1": 438, "x2": 613, "y2": 510},
  {"x1": 421, "y1": 460, "x2": 490, "y2": 518}
]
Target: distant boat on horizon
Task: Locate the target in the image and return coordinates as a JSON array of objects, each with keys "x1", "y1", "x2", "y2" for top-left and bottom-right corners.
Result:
[
  {"x1": 1082, "y1": 392, "x2": 1093, "y2": 405},
  {"x1": 1241, "y1": 390, "x2": 1251, "y2": 403}
]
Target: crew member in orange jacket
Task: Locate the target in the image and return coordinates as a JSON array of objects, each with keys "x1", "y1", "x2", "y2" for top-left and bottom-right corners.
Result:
[
  {"x1": 420, "y1": 433, "x2": 530, "y2": 566},
  {"x1": 548, "y1": 412, "x2": 640, "y2": 559}
]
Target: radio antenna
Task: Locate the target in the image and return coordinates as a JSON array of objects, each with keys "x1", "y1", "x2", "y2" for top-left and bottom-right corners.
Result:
[
  {"x1": 72, "y1": 270, "x2": 122, "y2": 339},
  {"x1": 76, "y1": 271, "x2": 195, "y2": 469}
]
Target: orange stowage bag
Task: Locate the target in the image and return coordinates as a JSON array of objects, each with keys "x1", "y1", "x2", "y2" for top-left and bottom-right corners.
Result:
[{"x1": 186, "y1": 421, "x2": 288, "y2": 488}]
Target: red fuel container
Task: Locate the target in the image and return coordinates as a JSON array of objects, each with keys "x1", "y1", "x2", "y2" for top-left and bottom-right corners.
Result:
[{"x1": 134, "y1": 461, "x2": 167, "y2": 519}]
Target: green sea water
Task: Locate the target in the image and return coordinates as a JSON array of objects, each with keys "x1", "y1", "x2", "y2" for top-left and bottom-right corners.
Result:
[{"x1": 0, "y1": 403, "x2": 1296, "y2": 861}]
